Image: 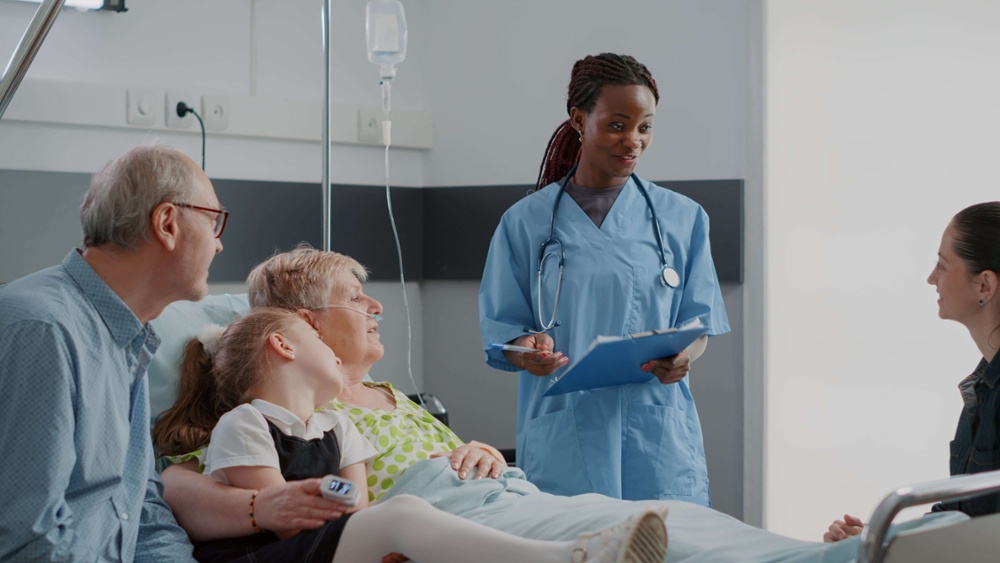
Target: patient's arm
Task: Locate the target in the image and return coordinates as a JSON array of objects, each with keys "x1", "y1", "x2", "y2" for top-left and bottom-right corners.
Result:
[{"x1": 162, "y1": 461, "x2": 348, "y2": 542}]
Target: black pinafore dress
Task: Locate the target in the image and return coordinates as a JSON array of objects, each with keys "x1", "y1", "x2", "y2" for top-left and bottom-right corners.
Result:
[{"x1": 193, "y1": 422, "x2": 354, "y2": 563}]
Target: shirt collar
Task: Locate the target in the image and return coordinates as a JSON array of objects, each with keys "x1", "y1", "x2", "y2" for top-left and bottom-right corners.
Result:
[
  {"x1": 979, "y1": 352, "x2": 1000, "y2": 389},
  {"x1": 63, "y1": 249, "x2": 147, "y2": 349},
  {"x1": 251, "y1": 399, "x2": 309, "y2": 438}
]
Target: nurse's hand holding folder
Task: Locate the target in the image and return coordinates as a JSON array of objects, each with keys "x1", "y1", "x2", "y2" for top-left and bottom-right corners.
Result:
[
  {"x1": 541, "y1": 319, "x2": 708, "y2": 397},
  {"x1": 641, "y1": 325, "x2": 709, "y2": 385},
  {"x1": 500, "y1": 320, "x2": 706, "y2": 384}
]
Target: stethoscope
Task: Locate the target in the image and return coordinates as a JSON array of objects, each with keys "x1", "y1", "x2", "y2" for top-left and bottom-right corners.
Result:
[{"x1": 532, "y1": 164, "x2": 680, "y2": 333}]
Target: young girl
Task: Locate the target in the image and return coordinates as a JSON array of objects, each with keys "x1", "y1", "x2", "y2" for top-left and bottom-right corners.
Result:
[{"x1": 166, "y1": 307, "x2": 668, "y2": 563}]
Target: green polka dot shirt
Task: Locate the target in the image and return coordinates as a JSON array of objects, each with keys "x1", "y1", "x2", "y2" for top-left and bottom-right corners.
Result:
[{"x1": 324, "y1": 382, "x2": 463, "y2": 501}]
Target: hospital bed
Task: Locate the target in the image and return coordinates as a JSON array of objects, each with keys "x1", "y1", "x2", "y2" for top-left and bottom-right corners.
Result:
[
  {"x1": 858, "y1": 469, "x2": 1000, "y2": 563},
  {"x1": 148, "y1": 294, "x2": 1000, "y2": 563}
]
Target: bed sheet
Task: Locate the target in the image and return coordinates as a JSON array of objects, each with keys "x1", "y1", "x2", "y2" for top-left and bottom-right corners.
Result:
[{"x1": 379, "y1": 457, "x2": 969, "y2": 563}]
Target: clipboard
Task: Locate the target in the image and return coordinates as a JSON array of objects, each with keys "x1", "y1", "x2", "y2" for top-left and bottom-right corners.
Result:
[{"x1": 543, "y1": 323, "x2": 709, "y2": 397}]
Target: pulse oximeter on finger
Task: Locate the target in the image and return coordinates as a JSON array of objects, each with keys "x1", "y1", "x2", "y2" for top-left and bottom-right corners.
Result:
[{"x1": 320, "y1": 474, "x2": 360, "y2": 506}]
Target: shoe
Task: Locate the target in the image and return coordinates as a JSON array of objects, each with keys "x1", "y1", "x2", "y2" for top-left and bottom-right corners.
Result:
[{"x1": 570, "y1": 508, "x2": 668, "y2": 563}]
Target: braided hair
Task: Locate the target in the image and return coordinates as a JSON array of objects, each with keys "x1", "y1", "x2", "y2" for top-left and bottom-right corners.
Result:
[{"x1": 535, "y1": 53, "x2": 660, "y2": 191}]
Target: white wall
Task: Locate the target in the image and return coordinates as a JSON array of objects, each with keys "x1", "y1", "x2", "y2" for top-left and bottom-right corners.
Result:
[
  {"x1": 419, "y1": 0, "x2": 750, "y2": 185},
  {"x1": 765, "y1": 0, "x2": 1000, "y2": 539},
  {"x1": 0, "y1": 0, "x2": 428, "y2": 183}
]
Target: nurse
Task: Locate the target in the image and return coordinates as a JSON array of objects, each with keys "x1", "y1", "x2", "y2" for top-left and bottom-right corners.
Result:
[{"x1": 479, "y1": 53, "x2": 730, "y2": 504}]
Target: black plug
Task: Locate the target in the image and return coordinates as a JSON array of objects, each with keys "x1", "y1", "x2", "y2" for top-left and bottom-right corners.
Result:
[{"x1": 174, "y1": 101, "x2": 206, "y2": 171}]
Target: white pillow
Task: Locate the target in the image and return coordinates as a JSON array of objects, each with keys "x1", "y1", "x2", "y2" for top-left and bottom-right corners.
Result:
[{"x1": 148, "y1": 293, "x2": 250, "y2": 424}]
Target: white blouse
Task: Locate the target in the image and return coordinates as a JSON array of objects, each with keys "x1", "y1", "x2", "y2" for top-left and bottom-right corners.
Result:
[{"x1": 204, "y1": 399, "x2": 376, "y2": 484}]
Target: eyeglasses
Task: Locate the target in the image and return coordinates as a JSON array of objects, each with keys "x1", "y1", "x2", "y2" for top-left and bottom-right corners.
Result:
[{"x1": 173, "y1": 202, "x2": 229, "y2": 238}]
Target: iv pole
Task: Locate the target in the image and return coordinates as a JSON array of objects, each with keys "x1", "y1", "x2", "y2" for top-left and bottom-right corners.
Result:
[
  {"x1": 0, "y1": 0, "x2": 66, "y2": 120},
  {"x1": 320, "y1": 0, "x2": 333, "y2": 251}
]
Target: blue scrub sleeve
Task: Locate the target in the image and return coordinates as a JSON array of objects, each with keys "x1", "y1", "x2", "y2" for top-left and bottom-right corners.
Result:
[
  {"x1": 0, "y1": 321, "x2": 81, "y2": 560},
  {"x1": 677, "y1": 207, "x2": 730, "y2": 336},
  {"x1": 479, "y1": 213, "x2": 536, "y2": 371}
]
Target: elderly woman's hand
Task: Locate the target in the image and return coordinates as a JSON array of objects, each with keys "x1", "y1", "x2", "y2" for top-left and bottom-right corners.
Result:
[
  {"x1": 432, "y1": 440, "x2": 508, "y2": 480},
  {"x1": 254, "y1": 478, "x2": 353, "y2": 534}
]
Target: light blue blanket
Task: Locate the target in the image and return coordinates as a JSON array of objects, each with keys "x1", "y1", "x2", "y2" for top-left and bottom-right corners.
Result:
[{"x1": 379, "y1": 458, "x2": 968, "y2": 562}]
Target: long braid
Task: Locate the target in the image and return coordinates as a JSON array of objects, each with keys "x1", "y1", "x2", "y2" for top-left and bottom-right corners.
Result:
[{"x1": 535, "y1": 53, "x2": 660, "y2": 191}]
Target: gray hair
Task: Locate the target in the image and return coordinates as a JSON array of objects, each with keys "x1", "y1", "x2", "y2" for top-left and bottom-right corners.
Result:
[
  {"x1": 81, "y1": 145, "x2": 198, "y2": 249},
  {"x1": 247, "y1": 245, "x2": 368, "y2": 310}
]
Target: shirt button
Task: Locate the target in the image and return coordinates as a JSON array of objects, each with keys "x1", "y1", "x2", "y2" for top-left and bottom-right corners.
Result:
[{"x1": 122, "y1": 512, "x2": 129, "y2": 521}]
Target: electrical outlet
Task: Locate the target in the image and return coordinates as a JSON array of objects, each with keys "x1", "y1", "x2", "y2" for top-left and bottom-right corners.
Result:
[
  {"x1": 165, "y1": 91, "x2": 197, "y2": 129},
  {"x1": 126, "y1": 89, "x2": 161, "y2": 127},
  {"x1": 201, "y1": 95, "x2": 230, "y2": 131},
  {"x1": 358, "y1": 107, "x2": 383, "y2": 144}
]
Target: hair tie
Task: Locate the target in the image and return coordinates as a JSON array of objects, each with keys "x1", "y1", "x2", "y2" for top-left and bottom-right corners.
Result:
[{"x1": 198, "y1": 323, "x2": 227, "y2": 358}]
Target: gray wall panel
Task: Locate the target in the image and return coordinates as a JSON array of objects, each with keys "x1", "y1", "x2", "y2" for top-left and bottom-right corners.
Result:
[
  {"x1": 423, "y1": 180, "x2": 744, "y2": 282},
  {"x1": 4, "y1": 171, "x2": 743, "y2": 284}
]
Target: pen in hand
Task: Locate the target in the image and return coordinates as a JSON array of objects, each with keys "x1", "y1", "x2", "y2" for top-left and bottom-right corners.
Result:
[{"x1": 489, "y1": 343, "x2": 541, "y2": 354}]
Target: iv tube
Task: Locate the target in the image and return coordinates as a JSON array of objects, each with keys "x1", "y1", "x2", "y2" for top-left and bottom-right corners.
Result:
[{"x1": 366, "y1": 0, "x2": 424, "y2": 410}]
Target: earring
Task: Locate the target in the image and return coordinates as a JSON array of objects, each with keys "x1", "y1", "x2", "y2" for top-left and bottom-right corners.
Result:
[
  {"x1": 577, "y1": 129, "x2": 583, "y2": 143},
  {"x1": 979, "y1": 298, "x2": 986, "y2": 309}
]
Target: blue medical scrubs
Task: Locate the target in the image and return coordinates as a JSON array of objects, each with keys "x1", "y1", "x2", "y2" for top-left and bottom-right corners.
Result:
[{"x1": 479, "y1": 175, "x2": 729, "y2": 504}]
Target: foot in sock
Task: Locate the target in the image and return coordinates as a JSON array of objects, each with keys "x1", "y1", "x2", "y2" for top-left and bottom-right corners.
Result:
[{"x1": 570, "y1": 508, "x2": 668, "y2": 563}]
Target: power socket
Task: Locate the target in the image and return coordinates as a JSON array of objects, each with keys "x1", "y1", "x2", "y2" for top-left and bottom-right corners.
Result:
[
  {"x1": 126, "y1": 89, "x2": 161, "y2": 127},
  {"x1": 358, "y1": 107, "x2": 383, "y2": 144},
  {"x1": 166, "y1": 91, "x2": 197, "y2": 129},
  {"x1": 201, "y1": 95, "x2": 230, "y2": 131}
]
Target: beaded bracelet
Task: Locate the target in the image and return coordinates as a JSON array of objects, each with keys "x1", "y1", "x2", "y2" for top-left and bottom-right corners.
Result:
[{"x1": 249, "y1": 489, "x2": 262, "y2": 534}]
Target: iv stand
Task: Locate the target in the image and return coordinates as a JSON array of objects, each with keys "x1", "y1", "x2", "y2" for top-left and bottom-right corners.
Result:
[
  {"x1": 320, "y1": 0, "x2": 334, "y2": 252},
  {"x1": 0, "y1": 0, "x2": 66, "y2": 120}
]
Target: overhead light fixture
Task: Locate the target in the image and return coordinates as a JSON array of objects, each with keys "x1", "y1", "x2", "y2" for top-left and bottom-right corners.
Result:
[{"x1": 13, "y1": 0, "x2": 126, "y2": 12}]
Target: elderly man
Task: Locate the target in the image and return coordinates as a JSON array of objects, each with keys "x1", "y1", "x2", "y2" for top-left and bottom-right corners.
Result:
[{"x1": 0, "y1": 146, "x2": 224, "y2": 560}]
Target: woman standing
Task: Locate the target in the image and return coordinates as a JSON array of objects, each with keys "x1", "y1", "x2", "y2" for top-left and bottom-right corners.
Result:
[{"x1": 479, "y1": 53, "x2": 730, "y2": 503}]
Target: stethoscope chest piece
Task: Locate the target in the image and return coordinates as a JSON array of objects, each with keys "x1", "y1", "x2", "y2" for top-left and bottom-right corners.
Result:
[{"x1": 661, "y1": 266, "x2": 680, "y2": 288}]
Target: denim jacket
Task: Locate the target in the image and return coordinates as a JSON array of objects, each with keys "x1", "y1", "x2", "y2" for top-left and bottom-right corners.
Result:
[{"x1": 932, "y1": 351, "x2": 1000, "y2": 516}]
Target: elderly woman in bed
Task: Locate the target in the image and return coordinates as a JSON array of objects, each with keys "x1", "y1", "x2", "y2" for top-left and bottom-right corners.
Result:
[{"x1": 157, "y1": 248, "x2": 507, "y2": 538}]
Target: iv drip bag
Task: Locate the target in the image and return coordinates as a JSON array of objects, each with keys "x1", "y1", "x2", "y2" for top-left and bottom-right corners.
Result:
[{"x1": 366, "y1": 0, "x2": 407, "y2": 79}]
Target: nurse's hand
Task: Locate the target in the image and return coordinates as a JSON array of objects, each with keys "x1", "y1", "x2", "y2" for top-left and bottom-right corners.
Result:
[
  {"x1": 823, "y1": 514, "x2": 864, "y2": 542},
  {"x1": 643, "y1": 351, "x2": 691, "y2": 384},
  {"x1": 504, "y1": 334, "x2": 568, "y2": 376}
]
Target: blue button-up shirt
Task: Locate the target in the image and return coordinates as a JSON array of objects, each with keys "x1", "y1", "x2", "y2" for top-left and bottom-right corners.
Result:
[{"x1": 0, "y1": 250, "x2": 194, "y2": 561}]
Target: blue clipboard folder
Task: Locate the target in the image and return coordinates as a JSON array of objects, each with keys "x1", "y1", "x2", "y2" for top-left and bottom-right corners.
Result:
[{"x1": 543, "y1": 324, "x2": 709, "y2": 397}]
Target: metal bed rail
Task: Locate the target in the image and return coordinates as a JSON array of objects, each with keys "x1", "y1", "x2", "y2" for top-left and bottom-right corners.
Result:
[
  {"x1": 0, "y1": 0, "x2": 66, "y2": 120},
  {"x1": 858, "y1": 468, "x2": 1000, "y2": 563}
]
